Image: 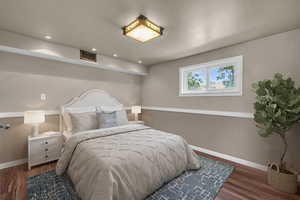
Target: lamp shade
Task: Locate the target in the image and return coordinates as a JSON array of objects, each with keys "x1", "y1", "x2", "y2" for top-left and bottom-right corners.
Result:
[
  {"x1": 24, "y1": 110, "x2": 45, "y2": 124},
  {"x1": 131, "y1": 106, "x2": 141, "y2": 114}
]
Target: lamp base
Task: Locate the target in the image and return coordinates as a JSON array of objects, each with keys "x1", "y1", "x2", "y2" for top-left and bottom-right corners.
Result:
[
  {"x1": 32, "y1": 124, "x2": 39, "y2": 137},
  {"x1": 134, "y1": 113, "x2": 139, "y2": 121}
]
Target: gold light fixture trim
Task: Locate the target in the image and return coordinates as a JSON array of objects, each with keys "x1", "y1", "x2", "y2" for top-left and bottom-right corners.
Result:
[{"x1": 123, "y1": 15, "x2": 164, "y2": 42}]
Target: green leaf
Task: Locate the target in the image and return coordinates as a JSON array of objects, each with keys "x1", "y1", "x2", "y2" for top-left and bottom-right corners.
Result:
[
  {"x1": 258, "y1": 127, "x2": 273, "y2": 137},
  {"x1": 289, "y1": 96, "x2": 300, "y2": 106},
  {"x1": 288, "y1": 107, "x2": 300, "y2": 114},
  {"x1": 252, "y1": 83, "x2": 259, "y2": 89},
  {"x1": 274, "y1": 73, "x2": 283, "y2": 80},
  {"x1": 253, "y1": 73, "x2": 300, "y2": 138}
]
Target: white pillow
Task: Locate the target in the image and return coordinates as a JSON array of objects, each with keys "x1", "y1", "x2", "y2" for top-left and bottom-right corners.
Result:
[
  {"x1": 62, "y1": 106, "x2": 97, "y2": 132},
  {"x1": 69, "y1": 112, "x2": 98, "y2": 133}
]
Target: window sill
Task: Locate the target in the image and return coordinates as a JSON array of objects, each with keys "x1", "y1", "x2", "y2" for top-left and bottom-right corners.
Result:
[{"x1": 179, "y1": 91, "x2": 242, "y2": 96}]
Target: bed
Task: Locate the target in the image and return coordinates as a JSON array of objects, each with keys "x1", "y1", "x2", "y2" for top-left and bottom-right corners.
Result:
[{"x1": 56, "y1": 89, "x2": 201, "y2": 200}]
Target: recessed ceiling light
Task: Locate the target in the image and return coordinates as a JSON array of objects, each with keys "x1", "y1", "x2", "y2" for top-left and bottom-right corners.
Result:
[
  {"x1": 91, "y1": 48, "x2": 97, "y2": 52},
  {"x1": 45, "y1": 35, "x2": 52, "y2": 40},
  {"x1": 138, "y1": 60, "x2": 142, "y2": 64},
  {"x1": 122, "y1": 15, "x2": 164, "y2": 42},
  {"x1": 113, "y1": 53, "x2": 118, "y2": 57}
]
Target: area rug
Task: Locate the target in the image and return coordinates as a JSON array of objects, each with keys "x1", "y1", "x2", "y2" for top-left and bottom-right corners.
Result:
[{"x1": 28, "y1": 155, "x2": 234, "y2": 200}]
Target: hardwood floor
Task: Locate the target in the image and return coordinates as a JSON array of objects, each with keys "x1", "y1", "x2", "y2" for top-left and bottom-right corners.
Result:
[
  {"x1": 0, "y1": 153, "x2": 299, "y2": 200},
  {"x1": 0, "y1": 162, "x2": 56, "y2": 200},
  {"x1": 195, "y1": 152, "x2": 300, "y2": 200}
]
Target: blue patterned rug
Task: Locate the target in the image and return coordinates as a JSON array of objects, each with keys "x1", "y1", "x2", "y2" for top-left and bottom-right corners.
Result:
[{"x1": 28, "y1": 156, "x2": 234, "y2": 200}]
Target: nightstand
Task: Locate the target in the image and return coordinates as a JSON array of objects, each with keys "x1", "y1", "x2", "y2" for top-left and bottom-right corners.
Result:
[
  {"x1": 28, "y1": 132, "x2": 63, "y2": 170},
  {"x1": 129, "y1": 120, "x2": 144, "y2": 124}
]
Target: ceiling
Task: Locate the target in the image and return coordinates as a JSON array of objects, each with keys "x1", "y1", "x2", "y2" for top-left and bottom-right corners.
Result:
[{"x1": 0, "y1": 0, "x2": 300, "y2": 66}]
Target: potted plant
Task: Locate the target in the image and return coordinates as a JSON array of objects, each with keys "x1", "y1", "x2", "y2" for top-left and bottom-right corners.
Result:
[{"x1": 252, "y1": 73, "x2": 300, "y2": 194}]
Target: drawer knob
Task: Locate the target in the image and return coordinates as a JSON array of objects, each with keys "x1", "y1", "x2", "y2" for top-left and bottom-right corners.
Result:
[
  {"x1": 45, "y1": 155, "x2": 48, "y2": 158},
  {"x1": 45, "y1": 148, "x2": 48, "y2": 151},
  {"x1": 45, "y1": 141, "x2": 48, "y2": 144}
]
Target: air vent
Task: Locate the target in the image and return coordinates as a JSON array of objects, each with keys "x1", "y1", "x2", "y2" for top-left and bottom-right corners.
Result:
[{"x1": 80, "y1": 50, "x2": 97, "y2": 62}]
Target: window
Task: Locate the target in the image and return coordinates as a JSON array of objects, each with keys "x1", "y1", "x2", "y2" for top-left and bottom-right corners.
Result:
[{"x1": 179, "y1": 56, "x2": 243, "y2": 96}]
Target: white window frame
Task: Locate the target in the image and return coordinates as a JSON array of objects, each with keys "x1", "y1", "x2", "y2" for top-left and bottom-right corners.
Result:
[{"x1": 179, "y1": 56, "x2": 243, "y2": 96}]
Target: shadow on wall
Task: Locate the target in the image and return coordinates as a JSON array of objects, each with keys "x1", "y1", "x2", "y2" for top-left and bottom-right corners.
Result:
[
  {"x1": 0, "y1": 115, "x2": 59, "y2": 163},
  {"x1": 0, "y1": 52, "x2": 141, "y2": 83},
  {"x1": 0, "y1": 115, "x2": 59, "y2": 137}
]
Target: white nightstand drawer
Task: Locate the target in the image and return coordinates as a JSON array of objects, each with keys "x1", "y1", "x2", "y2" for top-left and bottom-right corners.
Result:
[
  {"x1": 46, "y1": 150, "x2": 61, "y2": 160},
  {"x1": 30, "y1": 141, "x2": 62, "y2": 156},
  {"x1": 44, "y1": 144, "x2": 62, "y2": 154},
  {"x1": 30, "y1": 151, "x2": 60, "y2": 166},
  {"x1": 40, "y1": 137, "x2": 62, "y2": 146}
]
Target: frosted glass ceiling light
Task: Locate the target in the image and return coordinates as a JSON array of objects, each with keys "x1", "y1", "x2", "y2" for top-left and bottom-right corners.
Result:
[{"x1": 123, "y1": 15, "x2": 164, "y2": 42}]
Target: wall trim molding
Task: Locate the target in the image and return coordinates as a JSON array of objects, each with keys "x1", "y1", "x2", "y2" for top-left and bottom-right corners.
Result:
[
  {"x1": 0, "y1": 158, "x2": 27, "y2": 170},
  {"x1": 142, "y1": 106, "x2": 254, "y2": 119},
  {"x1": 190, "y1": 145, "x2": 300, "y2": 182},
  {"x1": 0, "y1": 110, "x2": 59, "y2": 119},
  {"x1": 0, "y1": 107, "x2": 131, "y2": 119}
]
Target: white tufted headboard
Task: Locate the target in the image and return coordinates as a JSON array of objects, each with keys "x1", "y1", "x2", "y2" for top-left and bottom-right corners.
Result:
[{"x1": 59, "y1": 89, "x2": 123, "y2": 132}]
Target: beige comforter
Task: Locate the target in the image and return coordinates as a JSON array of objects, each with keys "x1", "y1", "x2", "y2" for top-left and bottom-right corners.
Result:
[{"x1": 56, "y1": 124, "x2": 200, "y2": 200}]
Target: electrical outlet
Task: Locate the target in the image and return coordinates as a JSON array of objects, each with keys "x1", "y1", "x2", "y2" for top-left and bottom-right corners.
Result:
[{"x1": 41, "y1": 93, "x2": 47, "y2": 101}]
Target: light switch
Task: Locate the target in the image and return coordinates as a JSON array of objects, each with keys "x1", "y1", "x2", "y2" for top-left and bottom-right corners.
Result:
[{"x1": 41, "y1": 93, "x2": 47, "y2": 101}]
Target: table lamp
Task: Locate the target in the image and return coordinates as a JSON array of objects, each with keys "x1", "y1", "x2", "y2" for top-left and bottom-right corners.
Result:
[
  {"x1": 24, "y1": 110, "x2": 45, "y2": 137},
  {"x1": 131, "y1": 106, "x2": 141, "y2": 121}
]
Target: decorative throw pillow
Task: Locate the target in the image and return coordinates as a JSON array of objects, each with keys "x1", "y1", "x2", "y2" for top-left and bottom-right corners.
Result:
[
  {"x1": 97, "y1": 111, "x2": 118, "y2": 128},
  {"x1": 69, "y1": 112, "x2": 98, "y2": 133},
  {"x1": 97, "y1": 106, "x2": 129, "y2": 126},
  {"x1": 115, "y1": 110, "x2": 129, "y2": 125}
]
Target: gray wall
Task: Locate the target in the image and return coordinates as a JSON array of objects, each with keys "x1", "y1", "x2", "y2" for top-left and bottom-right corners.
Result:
[
  {"x1": 142, "y1": 29, "x2": 300, "y2": 171},
  {"x1": 0, "y1": 34, "x2": 143, "y2": 163},
  {"x1": 142, "y1": 29, "x2": 300, "y2": 113},
  {"x1": 0, "y1": 52, "x2": 142, "y2": 112}
]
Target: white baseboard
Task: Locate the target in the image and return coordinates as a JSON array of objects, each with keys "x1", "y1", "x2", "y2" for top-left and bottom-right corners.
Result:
[
  {"x1": 190, "y1": 145, "x2": 300, "y2": 183},
  {"x1": 0, "y1": 158, "x2": 27, "y2": 170},
  {"x1": 190, "y1": 144, "x2": 267, "y2": 171}
]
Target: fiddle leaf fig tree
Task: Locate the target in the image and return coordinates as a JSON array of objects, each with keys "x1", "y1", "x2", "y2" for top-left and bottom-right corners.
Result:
[{"x1": 252, "y1": 73, "x2": 300, "y2": 171}]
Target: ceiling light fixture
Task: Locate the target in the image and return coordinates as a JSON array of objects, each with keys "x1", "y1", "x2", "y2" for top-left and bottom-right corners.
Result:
[
  {"x1": 113, "y1": 53, "x2": 118, "y2": 57},
  {"x1": 122, "y1": 15, "x2": 164, "y2": 43},
  {"x1": 91, "y1": 48, "x2": 97, "y2": 52},
  {"x1": 138, "y1": 60, "x2": 142, "y2": 64},
  {"x1": 45, "y1": 35, "x2": 52, "y2": 40}
]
